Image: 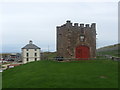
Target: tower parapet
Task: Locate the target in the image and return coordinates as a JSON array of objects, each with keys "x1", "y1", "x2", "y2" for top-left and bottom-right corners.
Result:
[
  {"x1": 91, "y1": 23, "x2": 96, "y2": 28},
  {"x1": 74, "y1": 23, "x2": 78, "y2": 27},
  {"x1": 66, "y1": 20, "x2": 72, "y2": 26},
  {"x1": 80, "y1": 24, "x2": 84, "y2": 28},
  {"x1": 85, "y1": 24, "x2": 89, "y2": 28},
  {"x1": 57, "y1": 21, "x2": 96, "y2": 30},
  {"x1": 56, "y1": 26, "x2": 60, "y2": 29}
]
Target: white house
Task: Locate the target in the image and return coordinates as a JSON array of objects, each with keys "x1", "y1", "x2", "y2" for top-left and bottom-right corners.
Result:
[{"x1": 22, "y1": 40, "x2": 41, "y2": 64}]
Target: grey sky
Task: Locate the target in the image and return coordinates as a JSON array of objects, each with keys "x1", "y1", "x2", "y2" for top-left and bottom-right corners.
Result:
[{"x1": 0, "y1": 1, "x2": 118, "y2": 53}]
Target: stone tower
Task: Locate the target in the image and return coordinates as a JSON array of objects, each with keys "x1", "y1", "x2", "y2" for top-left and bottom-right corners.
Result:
[{"x1": 56, "y1": 20, "x2": 96, "y2": 59}]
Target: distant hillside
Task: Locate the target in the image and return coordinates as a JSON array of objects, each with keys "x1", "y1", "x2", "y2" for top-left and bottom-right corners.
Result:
[
  {"x1": 41, "y1": 52, "x2": 57, "y2": 60},
  {"x1": 97, "y1": 43, "x2": 120, "y2": 57},
  {"x1": 97, "y1": 43, "x2": 120, "y2": 52}
]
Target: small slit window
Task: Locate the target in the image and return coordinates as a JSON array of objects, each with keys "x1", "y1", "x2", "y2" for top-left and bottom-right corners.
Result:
[{"x1": 80, "y1": 35, "x2": 85, "y2": 42}]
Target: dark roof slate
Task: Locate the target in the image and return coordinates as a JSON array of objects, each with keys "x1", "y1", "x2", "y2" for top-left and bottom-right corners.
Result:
[{"x1": 22, "y1": 44, "x2": 40, "y2": 49}]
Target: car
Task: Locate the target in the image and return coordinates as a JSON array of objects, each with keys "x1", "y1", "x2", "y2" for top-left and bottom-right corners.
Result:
[
  {"x1": 0, "y1": 58, "x2": 4, "y2": 61},
  {"x1": 3, "y1": 60, "x2": 8, "y2": 63},
  {"x1": 54, "y1": 56, "x2": 64, "y2": 61},
  {"x1": 7, "y1": 59, "x2": 14, "y2": 61}
]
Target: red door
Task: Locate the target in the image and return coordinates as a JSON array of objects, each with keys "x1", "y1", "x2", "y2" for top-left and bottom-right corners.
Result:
[{"x1": 76, "y1": 46, "x2": 90, "y2": 59}]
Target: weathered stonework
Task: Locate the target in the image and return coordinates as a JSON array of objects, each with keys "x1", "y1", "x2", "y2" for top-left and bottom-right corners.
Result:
[{"x1": 56, "y1": 20, "x2": 96, "y2": 59}]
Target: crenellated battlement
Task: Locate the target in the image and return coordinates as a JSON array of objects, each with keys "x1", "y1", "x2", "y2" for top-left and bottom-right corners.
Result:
[
  {"x1": 57, "y1": 20, "x2": 96, "y2": 29},
  {"x1": 74, "y1": 23, "x2": 78, "y2": 27},
  {"x1": 80, "y1": 24, "x2": 84, "y2": 28}
]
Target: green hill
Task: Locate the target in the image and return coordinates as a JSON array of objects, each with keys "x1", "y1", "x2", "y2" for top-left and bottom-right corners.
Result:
[
  {"x1": 2, "y1": 60, "x2": 118, "y2": 88},
  {"x1": 97, "y1": 43, "x2": 120, "y2": 50},
  {"x1": 97, "y1": 43, "x2": 120, "y2": 57},
  {"x1": 41, "y1": 52, "x2": 56, "y2": 59}
]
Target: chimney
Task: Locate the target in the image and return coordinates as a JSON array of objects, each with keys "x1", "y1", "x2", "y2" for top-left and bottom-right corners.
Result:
[{"x1": 29, "y1": 40, "x2": 33, "y2": 44}]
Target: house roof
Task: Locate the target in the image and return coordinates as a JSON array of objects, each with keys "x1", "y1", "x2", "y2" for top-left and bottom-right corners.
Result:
[{"x1": 22, "y1": 40, "x2": 40, "y2": 49}]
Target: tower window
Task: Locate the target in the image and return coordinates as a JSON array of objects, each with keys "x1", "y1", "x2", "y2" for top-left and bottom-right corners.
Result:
[
  {"x1": 27, "y1": 49, "x2": 29, "y2": 51},
  {"x1": 80, "y1": 35, "x2": 85, "y2": 42},
  {"x1": 35, "y1": 49, "x2": 37, "y2": 51}
]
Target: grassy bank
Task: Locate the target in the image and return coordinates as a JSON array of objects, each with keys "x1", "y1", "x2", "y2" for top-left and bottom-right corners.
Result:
[
  {"x1": 0, "y1": 72, "x2": 2, "y2": 89},
  {"x1": 97, "y1": 50, "x2": 120, "y2": 57},
  {"x1": 2, "y1": 60, "x2": 118, "y2": 88}
]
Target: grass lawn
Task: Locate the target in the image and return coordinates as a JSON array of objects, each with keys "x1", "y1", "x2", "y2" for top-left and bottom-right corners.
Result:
[
  {"x1": 2, "y1": 59, "x2": 118, "y2": 88},
  {"x1": 0, "y1": 72, "x2": 2, "y2": 89}
]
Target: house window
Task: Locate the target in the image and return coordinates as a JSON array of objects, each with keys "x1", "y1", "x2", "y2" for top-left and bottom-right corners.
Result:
[
  {"x1": 26, "y1": 53, "x2": 29, "y2": 57},
  {"x1": 26, "y1": 49, "x2": 29, "y2": 51},
  {"x1": 35, "y1": 49, "x2": 37, "y2": 51},
  {"x1": 35, "y1": 58, "x2": 37, "y2": 61},
  {"x1": 80, "y1": 35, "x2": 85, "y2": 42},
  {"x1": 27, "y1": 58, "x2": 29, "y2": 61},
  {"x1": 35, "y1": 53, "x2": 37, "y2": 56}
]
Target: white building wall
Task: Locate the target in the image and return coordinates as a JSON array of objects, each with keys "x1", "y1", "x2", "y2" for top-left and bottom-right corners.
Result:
[{"x1": 22, "y1": 49, "x2": 41, "y2": 64}]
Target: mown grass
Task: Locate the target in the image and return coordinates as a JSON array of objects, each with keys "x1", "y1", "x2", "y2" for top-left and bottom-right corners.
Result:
[
  {"x1": 2, "y1": 60, "x2": 118, "y2": 88},
  {"x1": 0, "y1": 72, "x2": 2, "y2": 89}
]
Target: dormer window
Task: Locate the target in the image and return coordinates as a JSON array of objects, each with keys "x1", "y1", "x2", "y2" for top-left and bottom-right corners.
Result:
[{"x1": 80, "y1": 35, "x2": 85, "y2": 42}]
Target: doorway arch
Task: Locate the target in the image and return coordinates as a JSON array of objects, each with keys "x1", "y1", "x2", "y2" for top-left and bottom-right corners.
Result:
[{"x1": 75, "y1": 45, "x2": 90, "y2": 59}]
